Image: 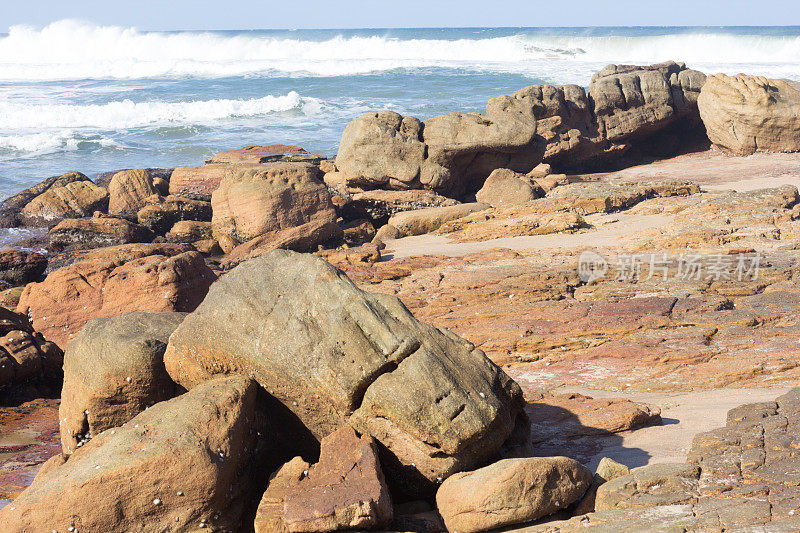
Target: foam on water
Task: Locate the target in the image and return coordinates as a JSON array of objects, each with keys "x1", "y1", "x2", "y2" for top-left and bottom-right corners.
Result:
[{"x1": 0, "y1": 20, "x2": 798, "y2": 80}]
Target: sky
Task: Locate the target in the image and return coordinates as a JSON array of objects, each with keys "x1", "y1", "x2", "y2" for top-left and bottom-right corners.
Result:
[{"x1": 1, "y1": 0, "x2": 799, "y2": 31}]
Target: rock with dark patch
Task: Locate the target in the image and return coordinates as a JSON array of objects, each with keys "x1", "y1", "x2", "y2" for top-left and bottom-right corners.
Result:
[
  {"x1": 341, "y1": 189, "x2": 460, "y2": 225},
  {"x1": 0, "y1": 250, "x2": 47, "y2": 285},
  {"x1": 164, "y1": 250, "x2": 527, "y2": 496},
  {"x1": 165, "y1": 220, "x2": 213, "y2": 244},
  {"x1": 0, "y1": 171, "x2": 90, "y2": 227},
  {"x1": 0, "y1": 307, "x2": 63, "y2": 404},
  {"x1": 48, "y1": 217, "x2": 154, "y2": 252},
  {"x1": 59, "y1": 312, "x2": 187, "y2": 454},
  {"x1": 282, "y1": 426, "x2": 393, "y2": 532},
  {"x1": 136, "y1": 194, "x2": 212, "y2": 235},
  {"x1": 254, "y1": 457, "x2": 311, "y2": 533},
  {"x1": 0, "y1": 375, "x2": 272, "y2": 532}
]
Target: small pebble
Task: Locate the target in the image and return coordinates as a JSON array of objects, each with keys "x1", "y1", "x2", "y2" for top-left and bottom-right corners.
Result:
[
  {"x1": 153, "y1": 498, "x2": 162, "y2": 506},
  {"x1": 177, "y1": 491, "x2": 184, "y2": 496}
]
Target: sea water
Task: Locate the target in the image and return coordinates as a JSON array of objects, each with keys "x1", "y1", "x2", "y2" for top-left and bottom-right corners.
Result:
[{"x1": 1, "y1": 21, "x2": 799, "y2": 199}]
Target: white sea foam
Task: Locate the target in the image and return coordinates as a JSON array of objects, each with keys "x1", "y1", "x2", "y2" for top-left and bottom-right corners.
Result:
[{"x1": 1, "y1": 20, "x2": 798, "y2": 80}]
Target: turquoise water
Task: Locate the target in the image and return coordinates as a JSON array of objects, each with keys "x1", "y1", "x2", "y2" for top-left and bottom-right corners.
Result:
[{"x1": 1, "y1": 22, "x2": 799, "y2": 199}]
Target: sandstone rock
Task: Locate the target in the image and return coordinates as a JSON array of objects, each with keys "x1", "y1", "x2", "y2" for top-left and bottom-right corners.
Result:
[
  {"x1": 316, "y1": 244, "x2": 382, "y2": 269},
  {"x1": 589, "y1": 61, "x2": 706, "y2": 144},
  {"x1": 107, "y1": 169, "x2": 160, "y2": 215},
  {"x1": 527, "y1": 163, "x2": 552, "y2": 179},
  {"x1": 342, "y1": 218, "x2": 376, "y2": 246},
  {"x1": 169, "y1": 164, "x2": 243, "y2": 201},
  {"x1": 163, "y1": 250, "x2": 526, "y2": 495},
  {"x1": 698, "y1": 73, "x2": 800, "y2": 155},
  {"x1": 476, "y1": 168, "x2": 545, "y2": 206},
  {"x1": 373, "y1": 223, "x2": 403, "y2": 244},
  {"x1": 254, "y1": 457, "x2": 311, "y2": 533},
  {"x1": 206, "y1": 144, "x2": 325, "y2": 165},
  {"x1": 0, "y1": 307, "x2": 63, "y2": 404},
  {"x1": 48, "y1": 217, "x2": 154, "y2": 252},
  {"x1": 166, "y1": 220, "x2": 212, "y2": 243},
  {"x1": 94, "y1": 168, "x2": 172, "y2": 189},
  {"x1": 0, "y1": 171, "x2": 90, "y2": 227},
  {"x1": 0, "y1": 375, "x2": 269, "y2": 532},
  {"x1": 388, "y1": 202, "x2": 491, "y2": 236},
  {"x1": 595, "y1": 463, "x2": 701, "y2": 511},
  {"x1": 59, "y1": 312, "x2": 186, "y2": 454},
  {"x1": 211, "y1": 163, "x2": 337, "y2": 253},
  {"x1": 136, "y1": 194, "x2": 212, "y2": 235},
  {"x1": 282, "y1": 426, "x2": 393, "y2": 532},
  {"x1": 17, "y1": 243, "x2": 215, "y2": 348},
  {"x1": 436, "y1": 457, "x2": 592, "y2": 532},
  {"x1": 20, "y1": 180, "x2": 109, "y2": 226},
  {"x1": 192, "y1": 239, "x2": 223, "y2": 256},
  {"x1": 573, "y1": 457, "x2": 631, "y2": 515},
  {"x1": 221, "y1": 219, "x2": 343, "y2": 268},
  {"x1": 0, "y1": 250, "x2": 47, "y2": 285},
  {"x1": 336, "y1": 111, "x2": 428, "y2": 190},
  {"x1": 343, "y1": 189, "x2": 460, "y2": 223}
]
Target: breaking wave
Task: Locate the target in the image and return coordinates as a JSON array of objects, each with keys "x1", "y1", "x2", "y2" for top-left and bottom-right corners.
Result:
[{"x1": 1, "y1": 20, "x2": 798, "y2": 80}]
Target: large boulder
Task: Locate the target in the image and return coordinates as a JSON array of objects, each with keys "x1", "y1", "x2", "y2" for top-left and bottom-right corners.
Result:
[
  {"x1": 476, "y1": 168, "x2": 544, "y2": 206},
  {"x1": 48, "y1": 217, "x2": 154, "y2": 252},
  {"x1": 169, "y1": 164, "x2": 241, "y2": 201},
  {"x1": 436, "y1": 457, "x2": 592, "y2": 532},
  {"x1": 107, "y1": 169, "x2": 161, "y2": 215},
  {"x1": 19, "y1": 180, "x2": 109, "y2": 226},
  {"x1": 0, "y1": 306, "x2": 63, "y2": 403},
  {"x1": 698, "y1": 73, "x2": 800, "y2": 155},
  {"x1": 0, "y1": 250, "x2": 47, "y2": 285},
  {"x1": 136, "y1": 194, "x2": 212, "y2": 235},
  {"x1": 59, "y1": 312, "x2": 186, "y2": 454},
  {"x1": 16, "y1": 243, "x2": 215, "y2": 348},
  {"x1": 0, "y1": 171, "x2": 90, "y2": 227},
  {"x1": 0, "y1": 375, "x2": 271, "y2": 532},
  {"x1": 282, "y1": 426, "x2": 393, "y2": 532},
  {"x1": 211, "y1": 163, "x2": 338, "y2": 253},
  {"x1": 337, "y1": 99, "x2": 544, "y2": 198},
  {"x1": 164, "y1": 250, "x2": 527, "y2": 495}
]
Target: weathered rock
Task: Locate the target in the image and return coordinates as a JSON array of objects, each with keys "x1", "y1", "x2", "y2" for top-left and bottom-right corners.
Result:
[
  {"x1": 436, "y1": 457, "x2": 592, "y2": 532},
  {"x1": 573, "y1": 457, "x2": 631, "y2": 515},
  {"x1": 476, "y1": 168, "x2": 545, "y2": 206},
  {"x1": 336, "y1": 111, "x2": 428, "y2": 191},
  {"x1": 221, "y1": 219, "x2": 343, "y2": 268},
  {"x1": 698, "y1": 73, "x2": 800, "y2": 155},
  {"x1": 59, "y1": 312, "x2": 186, "y2": 454},
  {"x1": 107, "y1": 169, "x2": 160, "y2": 215},
  {"x1": 165, "y1": 220, "x2": 212, "y2": 244},
  {"x1": 211, "y1": 163, "x2": 337, "y2": 253},
  {"x1": 94, "y1": 168, "x2": 172, "y2": 190},
  {"x1": 17, "y1": 243, "x2": 215, "y2": 348},
  {"x1": 136, "y1": 194, "x2": 212, "y2": 235},
  {"x1": 282, "y1": 426, "x2": 393, "y2": 532},
  {"x1": 169, "y1": 164, "x2": 243, "y2": 201},
  {"x1": 342, "y1": 189, "x2": 460, "y2": 223},
  {"x1": 254, "y1": 457, "x2": 311, "y2": 533},
  {"x1": 0, "y1": 307, "x2": 63, "y2": 403},
  {"x1": 589, "y1": 61, "x2": 706, "y2": 144},
  {"x1": 20, "y1": 180, "x2": 109, "y2": 226},
  {"x1": 0, "y1": 250, "x2": 47, "y2": 285},
  {"x1": 0, "y1": 171, "x2": 90, "y2": 227},
  {"x1": 164, "y1": 250, "x2": 526, "y2": 495},
  {"x1": 0, "y1": 375, "x2": 270, "y2": 532},
  {"x1": 595, "y1": 463, "x2": 701, "y2": 511},
  {"x1": 206, "y1": 144, "x2": 325, "y2": 165},
  {"x1": 48, "y1": 217, "x2": 154, "y2": 252},
  {"x1": 341, "y1": 218, "x2": 376, "y2": 246},
  {"x1": 388, "y1": 202, "x2": 491, "y2": 237}
]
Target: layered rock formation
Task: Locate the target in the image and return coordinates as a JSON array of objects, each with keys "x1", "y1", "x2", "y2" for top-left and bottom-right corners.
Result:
[{"x1": 698, "y1": 73, "x2": 800, "y2": 155}]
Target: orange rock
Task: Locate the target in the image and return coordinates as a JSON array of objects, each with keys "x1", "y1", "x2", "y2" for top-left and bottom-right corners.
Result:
[
  {"x1": 107, "y1": 169, "x2": 160, "y2": 215},
  {"x1": 205, "y1": 144, "x2": 325, "y2": 165},
  {"x1": 16, "y1": 243, "x2": 215, "y2": 348}
]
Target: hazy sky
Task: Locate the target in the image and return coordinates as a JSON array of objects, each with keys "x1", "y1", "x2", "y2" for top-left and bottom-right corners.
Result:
[{"x1": 2, "y1": 0, "x2": 799, "y2": 31}]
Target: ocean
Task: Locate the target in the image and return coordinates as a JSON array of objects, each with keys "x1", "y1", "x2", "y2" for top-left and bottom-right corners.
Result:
[{"x1": 1, "y1": 21, "x2": 799, "y2": 200}]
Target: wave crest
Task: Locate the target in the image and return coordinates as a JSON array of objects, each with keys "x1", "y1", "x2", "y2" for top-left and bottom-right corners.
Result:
[{"x1": 1, "y1": 20, "x2": 798, "y2": 81}]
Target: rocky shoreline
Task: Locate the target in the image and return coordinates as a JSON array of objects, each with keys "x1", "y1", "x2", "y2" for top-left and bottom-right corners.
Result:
[{"x1": 0, "y1": 62, "x2": 799, "y2": 532}]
